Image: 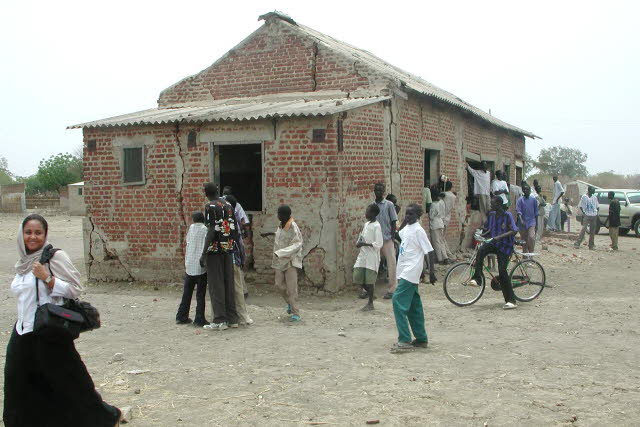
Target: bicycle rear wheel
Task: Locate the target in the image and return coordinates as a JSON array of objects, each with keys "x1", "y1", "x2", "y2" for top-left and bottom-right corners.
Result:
[
  {"x1": 443, "y1": 262, "x2": 485, "y2": 306},
  {"x1": 510, "y1": 259, "x2": 546, "y2": 302}
]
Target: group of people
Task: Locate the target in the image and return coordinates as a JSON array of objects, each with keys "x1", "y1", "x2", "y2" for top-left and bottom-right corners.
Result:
[{"x1": 176, "y1": 183, "x2": 304, "y2": 329}]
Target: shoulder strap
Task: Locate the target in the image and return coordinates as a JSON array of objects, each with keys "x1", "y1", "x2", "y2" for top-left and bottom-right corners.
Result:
[{"x1": 34, "y1": 245, "x2": 61, "y2": 307}]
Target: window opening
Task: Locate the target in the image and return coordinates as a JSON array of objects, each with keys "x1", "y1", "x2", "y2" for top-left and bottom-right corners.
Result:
[
  {"x1": 122, "y1": 147, "x2": 144, "y2": 184},
  {"x1": 515, "y1": 166, "x2": 523, "y2": 185}
]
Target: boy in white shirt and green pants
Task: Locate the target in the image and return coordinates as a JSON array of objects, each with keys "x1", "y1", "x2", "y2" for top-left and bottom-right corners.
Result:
[
  {"x1": 353, "y1": 204, "x2": 383, "y2": 311},
  {"x1": 391, "y1": 203, "x2": 437, "y2": 353}
]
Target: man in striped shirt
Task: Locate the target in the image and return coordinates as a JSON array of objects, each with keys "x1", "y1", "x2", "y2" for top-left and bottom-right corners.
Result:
[{"x1": 176, "y1": 212, "x2": 209, "y2": 326}]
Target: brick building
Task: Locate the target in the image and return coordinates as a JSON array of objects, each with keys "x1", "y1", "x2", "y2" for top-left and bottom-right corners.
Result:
[{"x1": 70, "y1": 12, "x2": 537, "y2": 291}]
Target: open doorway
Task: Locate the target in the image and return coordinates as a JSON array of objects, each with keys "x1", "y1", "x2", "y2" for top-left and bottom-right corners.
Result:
[{"x1": 211, "y1": 143, "x2": 263, "y2": 211}]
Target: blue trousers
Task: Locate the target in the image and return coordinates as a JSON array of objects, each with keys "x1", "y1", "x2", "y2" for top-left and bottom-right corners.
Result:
[{"x1": 392, "y1": 279, "x2": 428, "y2": 344}]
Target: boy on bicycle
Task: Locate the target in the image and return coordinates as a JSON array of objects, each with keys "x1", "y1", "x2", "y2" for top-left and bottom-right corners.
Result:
[{"x1": 469, "y1": 196, "x2": 519, "y2": 309}]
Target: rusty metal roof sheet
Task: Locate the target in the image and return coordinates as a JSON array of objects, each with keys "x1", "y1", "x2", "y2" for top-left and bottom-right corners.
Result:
[
  {"x1": 68, "y1": 95, "x2": 390, "y2": 129},
  {"x1": 279, "y1": 18, "x2": 540, "y2": 139}
]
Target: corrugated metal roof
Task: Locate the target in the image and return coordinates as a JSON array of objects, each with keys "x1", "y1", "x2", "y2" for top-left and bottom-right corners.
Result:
[
  {"x1": 68, "y1": 95, "x2": 390, "y2": 129},
  {"x1": 272, "y1": 16, "x2": 540, "y2": 139}
]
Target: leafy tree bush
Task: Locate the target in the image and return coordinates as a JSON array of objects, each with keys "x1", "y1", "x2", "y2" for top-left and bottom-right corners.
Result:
[
  {"x1": 534, "y1": 146, "x2": 588, "y2": 178},
  {"x1": 0, "y1": 156, "x2": 15, "y2": 185},
  {"x1": 35, "y1": 153, "x2": 83, "y2": 193}
]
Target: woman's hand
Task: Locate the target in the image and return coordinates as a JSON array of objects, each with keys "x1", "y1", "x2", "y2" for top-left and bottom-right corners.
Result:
[{"x1": 32, "y1": 262, "x2": 49, "y2": 281}]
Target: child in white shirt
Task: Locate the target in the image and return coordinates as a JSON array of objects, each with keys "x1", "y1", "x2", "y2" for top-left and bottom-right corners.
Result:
[{"x1": 353, "y1": 204, "x2": 383, "y2": 311}]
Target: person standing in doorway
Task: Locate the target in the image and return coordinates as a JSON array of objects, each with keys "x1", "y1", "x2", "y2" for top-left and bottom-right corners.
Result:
[
  {"x1": 373, "y1": 182, "x2": 398, "y2": 299},
  {"x1": 176, "y1": 211, "x2": 209, "y2": 327},
  {"x1": 390, "y1": 204, "x2": 437, "y2": 353},
  {"x1": 466, "y1": 161, "x2": 491, "y2": 220},
  {"x1": 516, "y1": 185, "x2": 539, "y2": 254},
  {"x1": 262, "y1": 205, "x2": 304, "y2": 322},
  {"x1": 491, "y1": 170, "x2": 509, "y2": 207},
  {"x1": 607, "y1": 191, "x2": 621, "y2": 251},
  {"x1": 547, "y1": 176, "x2": 565, "y2": 232},
  {"x1": 574, "y1": 186, "x2": 599, "y2": 250},
  {"x1": 200, "y1": 183, "x2": 239, "y2": 331}
]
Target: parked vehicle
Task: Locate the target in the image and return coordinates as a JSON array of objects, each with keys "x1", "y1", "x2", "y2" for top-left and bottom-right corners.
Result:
[{"x1": 576, "y1": 189, "x2": 640, "y2": 236}]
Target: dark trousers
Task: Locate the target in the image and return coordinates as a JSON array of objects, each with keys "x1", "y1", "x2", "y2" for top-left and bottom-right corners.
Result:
[
  {"x1": 206, "y1": 252, "x2": 238, "y2": 324},
  {"x1": 3, "y1": 327, "x2": 120, "y2": 427},
  {"x1": 473, "y1": 242, "x2": 516, "y2": 303},
  {"x1": 176, "y1": 273, "x2": 207, "y2": 324}
]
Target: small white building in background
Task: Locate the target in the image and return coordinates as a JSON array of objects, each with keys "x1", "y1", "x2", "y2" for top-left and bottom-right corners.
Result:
[{"x1": 67, "y1": 181, "x2": 86, "y2": 215}]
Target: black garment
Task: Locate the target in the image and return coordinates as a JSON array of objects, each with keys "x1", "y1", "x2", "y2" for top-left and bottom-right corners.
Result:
[
  {"x1": 176, "y1": 273, "x2": 207, "y2": 324},
  {"x1": 473, "y1": 242, "x2": 516, "y2": 304},
  {"x1": 561, "y1": 211, "x2": 568, "y2": 231},
  {"x1": 609, "y1": 199, "x2": 621, "y2": 227},
  {"x1": 3, "y1": 327, "x2": 120, "y2": 427},
  {"x1": 204, "y1": 198, "x2": 239, "y2": 254},
  {"x1": 206, "y1": 252, "x2": 238, "y2": 324}
]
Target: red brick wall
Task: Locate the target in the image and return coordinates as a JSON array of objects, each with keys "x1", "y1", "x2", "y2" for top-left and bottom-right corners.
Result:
[
  {"x1": 83, "y1": 126, "x2": 187, "y2": 280},
  {"x1": 158, "y1": 21, "x2": 378, "y2": 107},
  {"x1": 394, "y1": 95, "x2": 527, "y2": 246},
  {"x1": 335, "y1": 104, "x2": 387, "y2": 285}
]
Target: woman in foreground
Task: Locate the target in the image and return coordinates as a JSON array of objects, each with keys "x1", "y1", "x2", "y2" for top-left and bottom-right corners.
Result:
[{"x1": 3, "y1": 214, "x2": 121, "y2": 427}]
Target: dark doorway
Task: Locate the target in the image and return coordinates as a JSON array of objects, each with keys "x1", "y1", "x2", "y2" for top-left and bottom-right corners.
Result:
[{"x1": 212, "y1": 143, "x2": 262, "y2": 211}]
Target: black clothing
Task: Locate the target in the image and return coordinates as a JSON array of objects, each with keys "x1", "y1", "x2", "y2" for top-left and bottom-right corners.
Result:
[
  {"x1": 204, "y1": 199, "x2": 239, "y2": 254},
  {"x1": 472, "y1": 242, "x2": 516, "y2": 304},
  {"x1": 609, "y1": 199, "x2": 621, "y2": 227},
  {"x1": 3, "y1": 327, "x2": 120, "y2": 427},
  {"x1": 176, "y1": 273, "x2": 207, "y2": 324},
  {"x1": 206, "y1": 253, "x2": 238, "y2": 324}
]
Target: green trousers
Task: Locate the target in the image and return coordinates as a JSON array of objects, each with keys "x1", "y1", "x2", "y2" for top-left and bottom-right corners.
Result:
[{"x1": 392, "y1": 278, "x2": 428, "y2": 344}]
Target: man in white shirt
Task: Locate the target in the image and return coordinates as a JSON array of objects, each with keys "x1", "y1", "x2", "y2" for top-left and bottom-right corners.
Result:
[
  {"x1": 547, "y1": 176, "x2": 565, "y2": 232},
  {"x1": 466, "y1": 161, "x2": 491, "y2": 220},
  {"x1": 491, "y1": 170, "x2": 509, "y2": 206},
  {"x1": 574, "y1": 186, "x2": 599, "y2": 249},
  {"x1": 390, "y1": 204, "x2": 437, "y2": 353}
]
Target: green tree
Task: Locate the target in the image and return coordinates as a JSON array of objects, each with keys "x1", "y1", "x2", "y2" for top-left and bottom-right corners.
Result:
[
  {"x1": 35, "y1": 153, "x2": 83, "y2": 193},
  {"x1": 18, "y1": 174, "x2": 47, "y2": 195},
  {"x1": 534, "y1": 146, "x2": 588, "y2": 178},
  {"x1": 0, "y1": 156, "x2": 15, "y2": 185}
]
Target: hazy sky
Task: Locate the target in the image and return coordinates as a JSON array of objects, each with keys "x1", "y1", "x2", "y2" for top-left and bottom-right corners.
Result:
[{"x1": 2, "y1": 0, "x2": 639, "y2": 177}]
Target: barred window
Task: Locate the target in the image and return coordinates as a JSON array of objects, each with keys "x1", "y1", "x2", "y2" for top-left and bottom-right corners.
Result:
[{"x1": 122, "y1": 147, "x2": 144, "y2": 184}]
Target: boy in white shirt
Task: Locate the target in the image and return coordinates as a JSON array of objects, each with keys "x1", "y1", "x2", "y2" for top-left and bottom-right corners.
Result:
[
  {"x1": 353, "y1": 204, "x2": 383, "y2": 311},
  {"x1": 391, "y1": 204, "x2": 437, "y2": 353}
]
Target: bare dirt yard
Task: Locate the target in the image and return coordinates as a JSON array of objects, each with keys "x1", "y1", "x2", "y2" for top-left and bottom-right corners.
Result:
[{"x1": 1, "y1": 212, "x2": 639, "y2": 426}]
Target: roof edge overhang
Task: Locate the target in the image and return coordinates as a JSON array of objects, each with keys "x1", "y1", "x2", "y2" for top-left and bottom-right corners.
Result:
[{"x1": 67, "y1": 94, "x2": 390, "y2": 130}]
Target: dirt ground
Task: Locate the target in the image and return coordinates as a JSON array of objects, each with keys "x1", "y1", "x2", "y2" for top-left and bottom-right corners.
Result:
[{"x1": 1, "y1": 212, "x2": 639, "y2": 426}]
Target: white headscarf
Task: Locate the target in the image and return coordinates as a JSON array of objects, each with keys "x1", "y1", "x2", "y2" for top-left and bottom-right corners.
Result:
[{"x1": 15, "y1": 217, "x2": 83, "y2": 292}]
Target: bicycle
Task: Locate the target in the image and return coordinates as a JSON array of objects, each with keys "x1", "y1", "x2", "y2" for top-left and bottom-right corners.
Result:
[{"x1": 443, "y1": 232, "x2": 548, "y2": 307}]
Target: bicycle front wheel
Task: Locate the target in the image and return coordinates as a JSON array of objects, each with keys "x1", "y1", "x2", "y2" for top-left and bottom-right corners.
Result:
[
  {"x1": 443, "y1": 262, "x2": 485, "y2": 306},
  {"x1": 510, "y1": 259, "x2": 546, "y2": 302}
]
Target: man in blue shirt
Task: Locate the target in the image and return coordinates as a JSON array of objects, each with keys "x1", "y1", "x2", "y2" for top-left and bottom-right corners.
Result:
[
  {"x1": 516, "y1": 185, "x2": 539, "y2": 254},
  {"x1": 469, "y1": 196, "x2": 519, "y2": 309}
]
